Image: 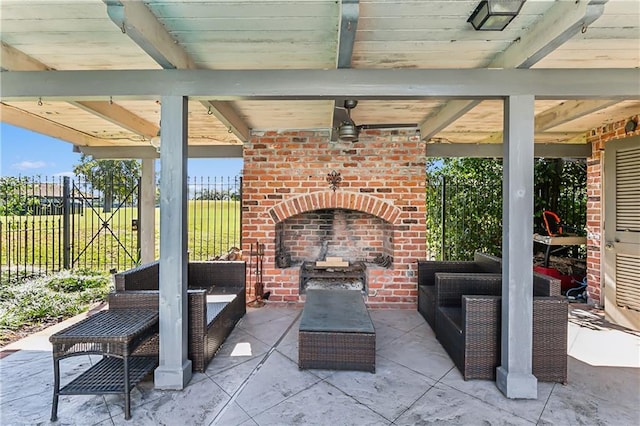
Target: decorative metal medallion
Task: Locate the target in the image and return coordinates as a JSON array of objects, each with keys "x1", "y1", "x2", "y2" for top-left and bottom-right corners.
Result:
[{"x1": 326, "y1": 170, "x2": 342, "y2": 192}]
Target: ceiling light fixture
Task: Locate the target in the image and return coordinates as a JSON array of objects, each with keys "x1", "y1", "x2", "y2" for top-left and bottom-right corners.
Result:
[
  {"x1": 150, "y1": 134, "x2": 161, "y2": 151},
  {"x1": 150, "y1": 124, "x2": 161, "y2": 152},
  {"x1": 468, "y1": 0, "x2": 525, "y2": 31}
]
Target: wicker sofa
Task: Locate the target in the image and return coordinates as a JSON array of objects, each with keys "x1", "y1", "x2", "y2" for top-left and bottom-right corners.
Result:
[
  {"x1": 417, "y1": 252, "x2": 502, "y2": 330},
  {"x1": 108, "y1": 261, "x2": 246, "y2": 372},
  {"x1": 434, "y1": 271, "x2": 567, "y2": 383}
]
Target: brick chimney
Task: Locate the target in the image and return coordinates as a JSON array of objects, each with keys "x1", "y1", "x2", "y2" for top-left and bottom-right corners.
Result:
[{"x1": 242, "y1": 129, "x2": 426, "y2": 309}]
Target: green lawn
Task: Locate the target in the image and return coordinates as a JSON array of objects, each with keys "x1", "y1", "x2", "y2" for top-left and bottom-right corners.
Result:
[{"x1": 1, "y1": 200, "x2": 241, "y2": 274}]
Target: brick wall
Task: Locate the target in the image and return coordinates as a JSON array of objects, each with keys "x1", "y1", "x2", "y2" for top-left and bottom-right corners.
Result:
[
  {"x1": 242, "y1": 129, "x2": 427, "y2": 308},
  {"x1": 586, "y1": 115, "x2": 640, "y2": 307},
  {"x1": 278, "y1": 209, "x2": 393, "y2": 262}
]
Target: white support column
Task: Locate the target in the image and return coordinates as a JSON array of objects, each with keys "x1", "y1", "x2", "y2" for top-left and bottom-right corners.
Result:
[
  {"x1": 496, "y1": 95, "x2": 537, "y2": 399},
  {"x1": 154, "y1": 96, "x2": 192, "y2": 389},
  {"x1": 140, "y1": 158, "x2": 156, "y2": 263}
]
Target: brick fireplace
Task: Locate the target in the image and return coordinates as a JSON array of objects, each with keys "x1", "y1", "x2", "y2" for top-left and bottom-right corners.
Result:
[{"x1": 242, "y1": 129, "x2": 426, "y2": 308}]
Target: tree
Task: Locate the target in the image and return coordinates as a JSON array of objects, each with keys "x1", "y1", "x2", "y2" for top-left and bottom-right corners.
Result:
[
  {"x1": 426, "y1": 157, "x2": 586, "y2": 261},
  {"x1": 0, "y1": 176, "x2": 40, "y2": 216},
  {"x1": 73, "y1": 156, "x2": 141, "y2": 212}
]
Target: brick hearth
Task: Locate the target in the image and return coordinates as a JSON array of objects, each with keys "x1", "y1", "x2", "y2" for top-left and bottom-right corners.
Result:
[{"x1": 242, "y1": 129, "x2": 426, "y2": 308}]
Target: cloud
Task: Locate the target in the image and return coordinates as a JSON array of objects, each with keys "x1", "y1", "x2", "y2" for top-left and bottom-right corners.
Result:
[
  {"x1": 12, "y1": 160, "x2": 47, "y2": 170},
  {"x1": 53, "y1": 171, "x2": 75, "y2": 178}
]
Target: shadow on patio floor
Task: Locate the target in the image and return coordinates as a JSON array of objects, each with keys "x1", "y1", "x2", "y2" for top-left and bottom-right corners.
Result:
[{"x1": 1, "y1": 305, "x2": 638, "y2": 425}]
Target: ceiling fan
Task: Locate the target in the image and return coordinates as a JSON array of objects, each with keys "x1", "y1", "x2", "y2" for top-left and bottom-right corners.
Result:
[{"x1": 331, "y1": 99, "x2": 419, "y2": 142}]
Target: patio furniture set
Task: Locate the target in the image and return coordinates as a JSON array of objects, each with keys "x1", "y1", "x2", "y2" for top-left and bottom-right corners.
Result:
[
  {"x1": 49, "y1": 253, "x2": 568, "y2": 420},
  {"x1": 49, "y1": 260, "x2": 246, "y2": 421},
  {"x1": 109, "y1": 260, "x2": 246, "y2": 372},
  {"x1": 418, "y1": 253, "x2": 568, "y2": 383}
]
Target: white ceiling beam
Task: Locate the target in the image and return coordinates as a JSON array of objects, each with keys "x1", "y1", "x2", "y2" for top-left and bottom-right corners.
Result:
[
  {"x1": 104, "y1": 0, "x2": 250, "y2": 141},
  {"x1": 105, "y1": 1, "x2": 196, "y2": 70},
  {"x1": 199, "y1": 100, "x2": 250, "y2": 141},
  {"x1": 439, "y1": 131, "x2": 586, "y2": 144},
  {"x1": 478, "y1": 99, "x2": 618, "y2": 142},
  {"x1": 2, "y1": 69, "x2": 638, "y2": 101},
  {"x1": 337, "y1": 0, "x2": 359, "y2": 69},
  {"x1": 70, "y1": 101, "x2": 159, "y2": 138},
  {"x1": 419, "y1": 0, "x2": 608, "y2": 140},
  {"x1": 533, "y1": 99, "x2": 621, "y2": 132},
  {"x1": 1, "y1": 41, "x2": 158, "y2": 139},
  {"x1": 1, "y1": 103, "x2": 106, "y2": 147},
  {"x1": 426, "y1": 143, "x2": 592, "y2": 159},
  {"x1": 0, "y1": 41, "x2": 52, "y2": 71},
  {"x1": 79, "y1": 144, "x2": 243, "y2": 159}
]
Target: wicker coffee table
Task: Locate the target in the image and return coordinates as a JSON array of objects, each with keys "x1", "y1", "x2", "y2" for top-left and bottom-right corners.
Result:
[
  {"x1": 299, "y1": 289, "x2": 375, "y2": 373},
  {"x1": 49, "y1": 309, "x2": 158, "y2": 421}
]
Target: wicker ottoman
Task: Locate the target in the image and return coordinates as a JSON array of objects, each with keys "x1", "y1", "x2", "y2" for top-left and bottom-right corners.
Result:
[{"x1": 299, "y1": 289, "x2": 375, "y2": 373}]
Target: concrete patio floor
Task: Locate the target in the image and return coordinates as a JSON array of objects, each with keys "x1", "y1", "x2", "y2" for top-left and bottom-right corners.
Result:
[{"x1": 1, "y1": 304, "x2": 639, "y2": 425}]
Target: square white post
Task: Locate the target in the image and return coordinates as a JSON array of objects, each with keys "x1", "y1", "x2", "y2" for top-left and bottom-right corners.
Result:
[
  {"x1": 140, "y1": 158, "x2": 156, "y2": 263},
  {"x1": 154, "y1": 96, "x2": 192, "y2": 389},
  {"x1": 496, "y1": 94, "x2": 538, "y2": 399}
]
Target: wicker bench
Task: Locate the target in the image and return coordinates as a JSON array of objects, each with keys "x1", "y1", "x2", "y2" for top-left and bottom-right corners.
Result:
[
  {"x1": 417, "y1": 252, "x2": 502, "y2": 330},
  {"x1": 299, "y1": 289, "x2": 376, "y2": 373},
  {"x1": 434, "y1": 271, "x2": 567, "y2": 383},
  {"x1": 108, "y1": 261, "x2": 246, "y2": 372}
]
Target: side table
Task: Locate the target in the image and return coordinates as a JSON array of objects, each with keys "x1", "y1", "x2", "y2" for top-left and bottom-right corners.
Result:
[{"x1": 49, "y1": 309, "x2": 159, "y2": 421}]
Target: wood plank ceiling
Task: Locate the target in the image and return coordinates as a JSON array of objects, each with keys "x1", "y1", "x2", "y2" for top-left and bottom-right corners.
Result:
[{"x1": 0, "y1": 0, "x2": 638, "y2": 152}]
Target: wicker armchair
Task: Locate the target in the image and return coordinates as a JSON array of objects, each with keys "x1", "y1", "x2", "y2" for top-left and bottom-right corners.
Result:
[
  {"x1": 434, "y1": 272, "x2": 567, "y2": 383},
  {"x1": 109, "y1": 261, "x2": 246, "y2": 372},
  {"x1": 417, "y1": 252, "x2": 502, "y2": 330}
]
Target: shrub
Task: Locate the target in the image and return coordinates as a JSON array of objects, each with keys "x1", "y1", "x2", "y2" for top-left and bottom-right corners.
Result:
[{"x1": 0, "y1": 270, "x2": 113, "y2": 336}]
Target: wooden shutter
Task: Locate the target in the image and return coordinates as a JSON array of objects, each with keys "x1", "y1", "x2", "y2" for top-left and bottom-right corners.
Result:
[{"x1": 615, "y1": 145, "x2": 640, "y2": 311}]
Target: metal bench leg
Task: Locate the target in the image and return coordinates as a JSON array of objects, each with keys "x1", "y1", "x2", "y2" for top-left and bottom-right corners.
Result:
[
  {"x1": 51, "y1": 358, "x2": 60, "y2": 421},
  {"x1": 124, "y1": 356, "x2": 131, "y2": 420}
]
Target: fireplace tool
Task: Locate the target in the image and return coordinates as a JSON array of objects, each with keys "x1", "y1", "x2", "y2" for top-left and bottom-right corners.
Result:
[{"x1": 247, "y1": 242, "x2": 266, "y2": 308}]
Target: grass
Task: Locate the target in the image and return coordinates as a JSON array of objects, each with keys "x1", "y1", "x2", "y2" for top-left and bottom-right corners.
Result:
[
  {"x1": 1, "y1": 200, "x2": 241, "y2": 274},
  {"x1": 0, "y1": 200, "x2": 240, "y2": 346},
  {"x1": 0, "y1": 269, "x2": 113, "y2": 346}
]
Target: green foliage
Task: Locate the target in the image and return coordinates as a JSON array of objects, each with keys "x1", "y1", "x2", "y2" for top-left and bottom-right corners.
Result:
[
  {"x1": 46, "y1": 274, "x2": 108, "y2": 293},
  {"x1": 0, "y1": 176, "x2": 41, "y2": 216},
  {"x1": 0, "y1": 270, "x2": 112, "y2": 334},
  {"x1": 73, "y1": 156, "x2": 141, "y2": 211},
  {"x1": 426, "y1": 158, "x2": 587, "y2": 261},
  {"x1": 195, "y1": 188, "x2": 240, "y2": 201}
]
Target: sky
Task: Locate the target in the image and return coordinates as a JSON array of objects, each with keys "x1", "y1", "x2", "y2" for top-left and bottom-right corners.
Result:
[{"x1": 0, "y1": 123, "x2": 244, "y2": 178}]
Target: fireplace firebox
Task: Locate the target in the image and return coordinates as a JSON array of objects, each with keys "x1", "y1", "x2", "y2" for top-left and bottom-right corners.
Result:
[{"x1": 299, "y1": 261, "x2": 367, "y2": 294}]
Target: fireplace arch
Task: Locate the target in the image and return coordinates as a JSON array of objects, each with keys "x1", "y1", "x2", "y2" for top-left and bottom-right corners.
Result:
[
  {"x1": 270, "y1": 191, "x2": 400, "y2": 269},
  {"x1": 268, "y1": 191, "x2": 402, "y2": 224}
]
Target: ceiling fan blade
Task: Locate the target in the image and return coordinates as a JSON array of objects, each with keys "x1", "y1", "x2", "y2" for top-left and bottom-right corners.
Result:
[
  {"x1": 333, "y1": 106, "x2": 350, "y2": 126},
  {"x1": 330, "y1": 102, "x2": 351, "y2": 141},
  {"x1": 358, "y1": 123, "x2": 418, "y2": 130}
]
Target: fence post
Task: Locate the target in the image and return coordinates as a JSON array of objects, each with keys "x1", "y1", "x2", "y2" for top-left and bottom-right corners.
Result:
[
  {"x1": 62, "y1": 176, "x2": 71, "y2": 269},
  {"x1": 441, "y1": 176, "x2": 446, "y2": 261},
  {"x1": 137, "y1": 177, "x2": 142, "y2": 262},
  {"x1": 239, "y1": 176, "x2": 243, "y2": 249}
]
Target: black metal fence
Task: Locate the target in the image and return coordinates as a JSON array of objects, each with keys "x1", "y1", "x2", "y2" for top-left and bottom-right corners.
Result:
[
  {"x1": 1, "y1": 175, "x2": 241, "y2": 280},
  {"x1": 426, "y1": 162, "x2": 587, "y2": 261}
]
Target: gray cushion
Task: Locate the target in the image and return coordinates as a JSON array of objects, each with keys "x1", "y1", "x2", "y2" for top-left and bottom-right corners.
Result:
[{"x1": 207, "y1": 302, "x2": 228, "y2": 325}]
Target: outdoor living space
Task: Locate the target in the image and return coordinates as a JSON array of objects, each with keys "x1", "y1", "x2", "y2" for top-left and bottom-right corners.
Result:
[
  {"x1": 1, "y1": 304, "x2": 639, "y2": 425},
  {"x1": 2, "y1": 0, "x2": 640, "y2": 422}
]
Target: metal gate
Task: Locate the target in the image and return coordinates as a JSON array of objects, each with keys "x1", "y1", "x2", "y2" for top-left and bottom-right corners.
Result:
[
  {"x1": 2, "y1": 174, "x2": 241, "y2": 280},
  {"x1": 69, "y1": 174, "x2": 140, "y2": 272}
]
